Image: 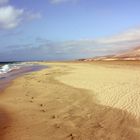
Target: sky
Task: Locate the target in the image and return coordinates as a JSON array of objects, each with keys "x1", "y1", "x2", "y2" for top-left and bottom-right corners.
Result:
[{"x1": 0, "y1": 0, "x2": 140, "y2": 61}]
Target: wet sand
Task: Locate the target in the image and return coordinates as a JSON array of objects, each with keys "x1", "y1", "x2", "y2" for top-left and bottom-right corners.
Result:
[
  {"x1": 0, "y1": 64, "x2": 47, "y2": 91},
  {"x1": 0, "y1": 61, "x2": 140, "y2": 140}
]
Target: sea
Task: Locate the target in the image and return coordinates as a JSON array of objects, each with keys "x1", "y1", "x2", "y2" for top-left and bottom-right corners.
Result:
[{"x1": 0, "y1": 62, "x2": 46, "y2": 91}]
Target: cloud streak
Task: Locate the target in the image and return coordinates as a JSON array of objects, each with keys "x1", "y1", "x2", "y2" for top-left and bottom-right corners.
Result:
[
  {"x1": 97, "y1": 28, "x2": 140, "y2": 44},
  {"x1": 50, "y1": 0, "x2": 77, "y2": 4},
  {"x1": 1, "y1": 27, "x2": 140, "y2": 61}
]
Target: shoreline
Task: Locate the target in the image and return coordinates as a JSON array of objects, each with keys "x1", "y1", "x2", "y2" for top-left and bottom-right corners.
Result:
[
  {"x1": 0, "y1": 64, "x2": 47, "y2": 92},
  {"x1": 0, "y1": 62, "x2": 140, "y2": 139}
]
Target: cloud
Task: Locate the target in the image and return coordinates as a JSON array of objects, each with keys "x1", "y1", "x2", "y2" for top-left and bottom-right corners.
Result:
[
  {"x1": 0, "y1": 0, "x2": 9, "y2": 5},
  {"x1": 50, "y1": 0, "x2": 77, "y2": 4},
  {"x1": 0, "y1": 38, "x2": 117, "y2": 61},
  {"x1": 0, "y1": 0, "x2": 41, "y2": 30},
  {"x1": 26, "y1": 12, "x2": 41, "y2": 20},
  {"x1": 0, "y1": 6, "x2": 24, "y2": 29},
  {"x1": 1, "y1": 27, "x2": 140, "y2": 61},
  {"x1": 97, "y1": 28, "x2": 140, "y2": 45},
  {"x1": 52, "y1": 27, "x2": 140, "y2": 57},
  {"x1": 55, "y1": 27, "x2": 140, "y2": 51},
  {"x1": 0, "y1": 6, "x2": 41, "y2": 29}
]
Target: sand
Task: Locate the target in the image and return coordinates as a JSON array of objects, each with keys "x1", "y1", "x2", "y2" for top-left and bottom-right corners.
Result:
[
  {"x1": 56, "y1": 62, "x2": 140, "y2": 118},
  {"x1": 0, "y1": 61, "x2": 140, "y2": 140}
]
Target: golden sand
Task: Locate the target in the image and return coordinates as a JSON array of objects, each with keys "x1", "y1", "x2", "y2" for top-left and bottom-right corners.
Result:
[
  {"x1": 57, "y1": 62, "x2": 140, "y2": 118},
  {"x1": 0, "y1": 61, "x2": 140, "y2": 140}
]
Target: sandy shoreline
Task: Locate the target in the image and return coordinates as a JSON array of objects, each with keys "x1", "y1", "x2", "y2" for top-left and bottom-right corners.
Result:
[
  {"x1": 0, "y1": 61, "x2": 140, "y2": 139},
  {"x1": 0, "y1": 64, "x2": 47, "y2": 92}
]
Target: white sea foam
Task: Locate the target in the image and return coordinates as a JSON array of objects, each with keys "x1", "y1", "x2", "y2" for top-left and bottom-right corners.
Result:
[
  {"x1": 0, "y1": 64, "x2": 11, "y2": 74},
  {"x1": 0, "y1": 62, "x2": 40, "y2": 77},
  {"x1": 0, "y1": 63, "x2": 27, "y2": 75}
]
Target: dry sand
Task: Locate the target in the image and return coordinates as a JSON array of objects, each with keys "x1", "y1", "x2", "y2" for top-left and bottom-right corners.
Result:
[
  {"x1": 57, "y1": 62, "x2": 140, "y2": 118},
  {"x1": 0, "y1": 61, "x2": 140, "y2": 140}
]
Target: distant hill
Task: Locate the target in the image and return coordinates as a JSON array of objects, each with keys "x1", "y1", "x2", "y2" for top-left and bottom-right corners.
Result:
[{"x1": 79, "y1": 46, "x2": 140, "y2": 61}]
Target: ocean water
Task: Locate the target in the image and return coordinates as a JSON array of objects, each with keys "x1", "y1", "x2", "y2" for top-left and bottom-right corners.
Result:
[
  {"x1": 0, "y1": 62, "x2": 21, "y2": 76},
  {"x1": 0, "y1": 62, "x2": 47, "y2": 91}
]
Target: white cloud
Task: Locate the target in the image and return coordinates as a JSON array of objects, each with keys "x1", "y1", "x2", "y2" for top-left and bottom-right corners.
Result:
[
  {"x1": 55, "y1": 27, "x2": 140, "y2": 50},
  {"x1": 97, "y1": 28, "x2": 140, "y2": 44},
  {"x1": 0, "y1": 6, "x2": 24, "y2": 29},
  {"x1": 49, "y1": 27, "x2": 140, "y2": 57},
  {"x1": 26, "y1": 12, "x2": 42, "y2": 20},
  {"x1": 0, "y1": 0, "x2": 9, "y2": 5},
  {"x1": 0, "y1": 6, "x2": 41, "y2": 29},
  {"x1": 1, "y1": 25, "x2": 140, "y2": 60},
  {"x1": 0, "y1": 0, "x2": 41, "y2": 29}
]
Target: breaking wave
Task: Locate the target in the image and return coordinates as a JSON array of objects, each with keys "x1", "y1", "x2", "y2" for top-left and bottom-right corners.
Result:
[{"x1": 0, "y1": 63, "x2": 34, "y2": 75}]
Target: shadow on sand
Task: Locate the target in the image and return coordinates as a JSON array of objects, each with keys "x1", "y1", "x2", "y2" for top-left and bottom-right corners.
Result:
[{"x1": 0, "y1": 107, "x2": 11, "y2": 140}]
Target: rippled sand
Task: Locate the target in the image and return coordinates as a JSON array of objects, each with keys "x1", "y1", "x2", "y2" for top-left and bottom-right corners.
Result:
[{"x1": 57, "y1": 62, "x2": 140, "y2": 118}]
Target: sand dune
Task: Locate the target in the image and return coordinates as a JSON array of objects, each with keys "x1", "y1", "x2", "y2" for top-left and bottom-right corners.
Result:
[
  {"x1": 0, "y1": 62, "x2": 140, "y2": 139},
  {"x1": 79, "y1": 46, "x2": 140, "y2": 61},
  {"x1": 113, "y1": 46, "x2": 140, "y2": 60}
]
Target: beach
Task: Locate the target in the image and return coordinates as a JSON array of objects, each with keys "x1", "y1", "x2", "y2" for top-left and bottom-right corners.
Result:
[
  {"x1": 0, "y1": 61, "x2": 140, "y2": 140},
  {"x1": 0, "y1": 63, "x2": 46, "y2": 91}
]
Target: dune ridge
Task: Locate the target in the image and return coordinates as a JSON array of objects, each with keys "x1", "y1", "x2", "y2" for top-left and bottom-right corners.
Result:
[{"x1": 79, "y1": 46, "x2": 140, "y2": 61}]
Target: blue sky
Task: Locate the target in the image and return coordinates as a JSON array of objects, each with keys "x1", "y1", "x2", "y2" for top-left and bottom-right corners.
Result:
[{"x1": 0, "y1": 0, "x2": 140, "y2": 61}]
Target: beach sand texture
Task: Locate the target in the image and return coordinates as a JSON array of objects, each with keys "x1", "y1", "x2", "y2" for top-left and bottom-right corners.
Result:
[
  {"x1": 0, "y1": 62, "x2": 140, "y2": 140},
  {"x1": 57, "y1": 62, "x2": 140, "y2": 118}
]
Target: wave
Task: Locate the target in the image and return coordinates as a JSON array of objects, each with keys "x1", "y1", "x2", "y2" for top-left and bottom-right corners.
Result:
[
  {"x1": 0, "y1": 64, "x2": 20, "y2": 75},
  {"x1": 0, "y1": 62, "x2": 43, "y2": 78},
  {"x1": 0, "y1": 62, "x2": 35, "y2": 76}
]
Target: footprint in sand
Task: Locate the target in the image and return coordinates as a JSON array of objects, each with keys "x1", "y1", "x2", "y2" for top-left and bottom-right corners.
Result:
[
  {"x1": 54, "y1": 123, "x2": 60, "y2": 128},
  {"x1": 39, "y1": 103, "x2": 44, "y2": 107},
  {"x1": 40, "y1": 109, "x2": 46, "y2": 112},
  {"x1": 51, "y1": 115, "x2": 56, "y2": 119},
  {"x1": 29, "y1": 97, "x2": 35, "y2": 103},
  {"x1": 67, "y1": 133, "x2": 75, "y2": 140},
  {"x1": 29, "y1": 100, "x2": 33, "y2": 103}
]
